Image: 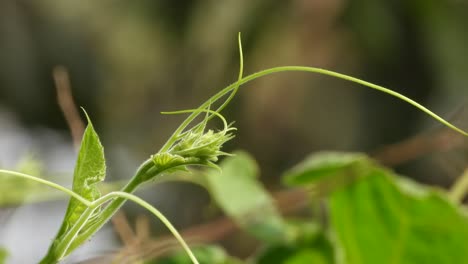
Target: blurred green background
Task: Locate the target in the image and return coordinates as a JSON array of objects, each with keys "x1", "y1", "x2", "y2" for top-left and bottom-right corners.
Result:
[
  {"x1": 0, "y1": 0, "x2": 467, "y2": 262},
  {"x1": 1, "y1": 0, "x2": 467, "y2": 182}
]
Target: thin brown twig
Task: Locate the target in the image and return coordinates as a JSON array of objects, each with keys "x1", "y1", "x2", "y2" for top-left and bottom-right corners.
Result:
[
  {"x1": 53, "y1": 65, "x2": 85, "y2": 149},
  {"x1": 372, "y1": 128, "x2": 465, "y2": 167},
  {"x1": 374, "y1": 103, "x2": 467, "y2": 166},
  {"x1": 135, "y1": 215, "x2": 151, "y2": 242},
  {"x1": 112, "y1": 212, "x2": 137, "y2": 246}
]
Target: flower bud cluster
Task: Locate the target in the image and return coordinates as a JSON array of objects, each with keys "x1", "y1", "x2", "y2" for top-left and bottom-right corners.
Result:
[{"x1": 150, "y1": 125, "x2": 235, "y2": 177}]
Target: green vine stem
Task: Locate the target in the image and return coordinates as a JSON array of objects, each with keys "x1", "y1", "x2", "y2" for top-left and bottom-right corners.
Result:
[
  {"x1": 159, "y1": 32, "x2": 245, "y2": 153},
  {"x1": 94, "y1": 191, "x2": 200, "y2": 264},
  {"x1": 56, "y1": 190, "x2": 201, "y2": 264},
  {"x1": 59, "y1": 158, "x2": 156, "y2": 256},
  {"x1": 0, "y1": 169, "x2": 90, "y2": 206},
  {"x1": 171, "y1": 66, "x2": 468, "y2": 141},
  {"x1": 55, "y1": 207, "x2": 96, "y2": 259},
  {"x1": 0, "y1": 169, "x2": 199, "y2": 264}
]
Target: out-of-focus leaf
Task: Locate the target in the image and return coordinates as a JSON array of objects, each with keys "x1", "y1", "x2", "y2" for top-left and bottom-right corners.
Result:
[
  {"x1": 153, "y1": 245, "x2": 243, "y2": 264},
  {"x1": 15, "y1": 155, "x2": 44, "y2": 176},
  {"x1": 0, "y1": 175, "x2": 124, "y2": 207},
  {"x1": 0, "y1": 180, "x2": 61, "y2": 206},
  {"x1": 0, "y1": 248, "x2": 7, "y2": 264},
  {"x1": 0, "y1": 176, "x2": 55, "y2": 207},
  {"x1": 283, "y1": 152, "x2": 368, "y2": 187},
  {"x1": 255, "y1": 220, "x2": 333, "y2": 264},
  {"x1": 330, "y1": 167, "x2": 468, "y2": 264},
  {"x1": 283, "y1": 151, "x2": 468, "y2": 263},
  {"x1": 0, "y1": 156, "x2": 53, "y2": 206},
  {"x1": 206, "y1": 151, "x2": 286, "y2": 242},
  {"x1": 283, "y1": 250, "x2": 328, "y2": 264},
  {"x1": 42, "y1": 112, "x2": 106, "y2": 260}
]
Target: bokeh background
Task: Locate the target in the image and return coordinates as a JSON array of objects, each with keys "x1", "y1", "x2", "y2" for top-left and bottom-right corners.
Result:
[{"x1": 0, "y1": 0, "x2": 467, "y2": 263}]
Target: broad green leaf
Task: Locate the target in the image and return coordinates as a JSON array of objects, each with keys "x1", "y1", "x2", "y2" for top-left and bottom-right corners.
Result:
[
  {"x1": 205, "y1": 151, "x2": 287, "y2": 242},
  {"x1": 284, "y1": 151, "x2": 468, "y2": 263},
  {"x1": 42, "y1": 112, "x2": 106, "y2": 260},
  {"x1": 330, "y1": 167, "x2": 468, "y2": 264},
  {"x1": 283, "y1": 152, "x2": 369, "y2": 187},
  {"x1": 0, "y1": 248, "x2": 8, "y2": 264},
  {"x1": 153, "y1": 245, "x2": 243, "y2": 264}
]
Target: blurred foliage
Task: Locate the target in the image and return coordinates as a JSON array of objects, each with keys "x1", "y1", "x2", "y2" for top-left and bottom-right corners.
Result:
[
  {"x1": 205, "y1": 152, "x2": 286, "y2": 242},
  {"x1": 0, "y1": 156, "x2": 124, "y2": 207},
  {"x1": 154, "y1": 245, "x2": 243, "y2": 264},
  {"x1": 0, "y1": 156, "x2": 59, "y2": 206},
  {"x1": 284, "y1": 151, "x2": 468, "y2": 264},
  {"x1": 0, "y1": 248, "x2": 6, "y2": 264},
  {"x1": 254, "y1": 221, "x2": 334, "y2": 264},
  {"x1": 330, "y1": 169, "x2": 468, "y2": 263}
]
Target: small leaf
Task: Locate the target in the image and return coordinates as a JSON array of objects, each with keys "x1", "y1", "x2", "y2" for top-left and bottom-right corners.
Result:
[
  {"x1": 330, "y1": 167, "x2": 468, "y2": 264},
  {"x1": 42, "y1": 111, "x2": 106, "y2": 260},
  {"x1": 205, "y1": 151, "x2": 287, "y2": 242},
  {"x1": 283, "y1": 152, "x2": 368, "y2": 187},
  {"x1": 0, "y1": 156, "x2": 49, "y2": 206},
  {"x1": 63, "y1": 112, "x2": 106, "y2": 229},
  {"x1": 154, "y1": 245, "x2": 243, "y2": 264},
  {"x1": 255, "y1": 220, "x2": 334, "y2": 264}
]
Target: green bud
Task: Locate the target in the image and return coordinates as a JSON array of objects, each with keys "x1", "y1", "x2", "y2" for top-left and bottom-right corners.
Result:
[
  {"x1": 171, "y1": 128, "x2": 235, "y2": 164},
  {"x1": 144, "y1": 126, "x2": 235, "y2": 182}
]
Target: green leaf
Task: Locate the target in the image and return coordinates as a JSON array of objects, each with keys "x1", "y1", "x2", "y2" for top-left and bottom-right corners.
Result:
[
  {"x1": 0, "y1": 248, "x2": 8, "y2": 264},
  {"x1": 283, "y1": 152, "x2": 369, "y2": 187},
  {"x1": 330, "y1": 167, "x2": 468, "y2": 264},
  {"x1": 205, "y1": 151, "x2": 287, "y2": 242},
  {"x1": 153, "y1": 245, "x2": 243, "y2": 264},
  {"x1": 66, "y1": 113, "x2": 106, "y2": 217},
  {"x1": 256, "y1": 241, "x2": 333, "y2": 264},
  {"x1": 284, "y1": 151, "x2": 468, "y2": 263},
  {"x1": 255, "y1": 220, "x2": 334, "y2": 264},
  {"x1": 42, "y1": 111, "x2": 106, "y2": 260},
  {"x1": 0, "y1": 156, "x2": 51, "y2": 206}
]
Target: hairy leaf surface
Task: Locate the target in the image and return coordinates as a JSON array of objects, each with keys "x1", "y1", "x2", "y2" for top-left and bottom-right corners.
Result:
[{"x1": 42, "y1": 112, "x2": 106, "y2": 261}]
